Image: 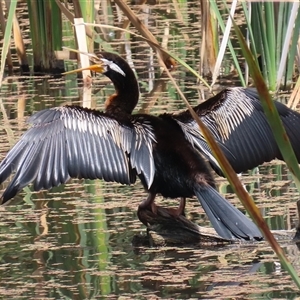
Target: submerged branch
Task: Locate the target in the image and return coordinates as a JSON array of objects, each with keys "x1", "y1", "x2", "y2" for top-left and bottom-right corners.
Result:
[{"x1": 134, "y1": 205, "x2": 296, "y2": 248}]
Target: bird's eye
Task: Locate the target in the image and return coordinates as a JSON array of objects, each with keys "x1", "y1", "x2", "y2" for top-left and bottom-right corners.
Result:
[
  {"x1": 101, "y1": 58, "x2": 126, "y2": 77},
  {"x1": 109, "y1": 61, "x2": 126, "y2": 77}
]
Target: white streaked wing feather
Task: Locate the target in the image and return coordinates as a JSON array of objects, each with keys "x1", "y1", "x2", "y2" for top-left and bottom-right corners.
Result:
[{"x1": 0, "y1": 106, "x2": 157, "y2": 200}]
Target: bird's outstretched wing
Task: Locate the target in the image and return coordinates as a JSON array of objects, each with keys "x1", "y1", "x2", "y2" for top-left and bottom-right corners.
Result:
[
  {"x1": 0, "y1": 106, "x2": 156, "y2": 203},
  {"x1": 174, "y1": 87, "x2": 300, "y2": 174}
]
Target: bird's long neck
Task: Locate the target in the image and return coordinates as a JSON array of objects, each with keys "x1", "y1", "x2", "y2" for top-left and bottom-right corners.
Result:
[{"x1": 105, "y1": 71, "x2": 139, "y2": 115}]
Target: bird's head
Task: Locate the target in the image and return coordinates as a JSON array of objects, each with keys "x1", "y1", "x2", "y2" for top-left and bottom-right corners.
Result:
[
  {"x1": 62, "y1": 51, "x2": 133, "y2": 81},
  {"x1": 63, "y1": 51, "x2": 139, "y2": 114}
]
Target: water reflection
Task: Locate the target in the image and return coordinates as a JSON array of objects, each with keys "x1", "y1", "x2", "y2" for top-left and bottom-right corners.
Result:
[{"x1": 0, "y1": 75, "x2": 299, "y2": 298}]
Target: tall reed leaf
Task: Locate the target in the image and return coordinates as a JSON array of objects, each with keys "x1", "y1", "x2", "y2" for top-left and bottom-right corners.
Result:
[
  {"x1": 209, "y1": 1, "x2": 245, "y2": 86},
  {"x1": 244, "y1": 2, "x2": 300, "y2": 90},
  {"x1": 0, "y1": 0, "x2": 17, "y2": 87},
  {"x1": 232, "y1": 14, "x2": 300, "y2": 290}
]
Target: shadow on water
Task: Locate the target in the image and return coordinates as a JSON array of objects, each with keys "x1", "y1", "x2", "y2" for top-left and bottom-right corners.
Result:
[{"x1": 0, "y1": 72, "x2": 300, "y2": 298}]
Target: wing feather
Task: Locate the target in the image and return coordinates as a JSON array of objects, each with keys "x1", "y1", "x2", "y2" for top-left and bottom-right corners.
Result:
[
  {"x1": 0, "y1": 106, "x2": 156, "y2": 203},
  {"x1": 174, "y1": 87, "x2": 300, "y2": 174}
]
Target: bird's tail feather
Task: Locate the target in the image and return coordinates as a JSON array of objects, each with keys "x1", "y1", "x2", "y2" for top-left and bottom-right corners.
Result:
[{"x1": 194, "y1": 185, "x2": 262, "y2": 240}]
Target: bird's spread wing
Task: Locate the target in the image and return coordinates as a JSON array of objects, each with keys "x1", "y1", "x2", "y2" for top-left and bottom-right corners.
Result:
[
  {"x1": 174, "y1": 119, "x2": 235, "y2": 173},
  {"x1": 174, "y1": 87, "x2": 300, "y2": 174},
  {"x1": 0, "y1": 106, "x2": 156, "y2": 202}
]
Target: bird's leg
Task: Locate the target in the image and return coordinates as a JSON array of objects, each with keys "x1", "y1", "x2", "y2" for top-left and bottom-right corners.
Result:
[
  {"x1": 138, "y1": 192, "x2": 157, "y2": 212},
  {"x1": 176, "y1": 197, "x2": 186, "y2": 217},
  {"x1": 137, "y1": 192, "x2": 157, "y2": 226},
  {"x1": 137, "y1": 194, "x2": 186, "y2": 226},
  {"x1": 166, "y1": 197, "x2": 186, "y2": 217}
]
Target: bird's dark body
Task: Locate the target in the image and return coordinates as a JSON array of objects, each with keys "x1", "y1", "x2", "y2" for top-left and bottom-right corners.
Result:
[{"x1": 138, "y1": 113, "x2": 214, "y2": 199}]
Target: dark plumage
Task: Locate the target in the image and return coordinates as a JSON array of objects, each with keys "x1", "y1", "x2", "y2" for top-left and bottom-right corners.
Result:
[
  {"x1": 1, "y1": 52, "x2": 299, "y2": 240},
  {"x1": 175, "y1": 88, "x2": 300, "y2": 175}
]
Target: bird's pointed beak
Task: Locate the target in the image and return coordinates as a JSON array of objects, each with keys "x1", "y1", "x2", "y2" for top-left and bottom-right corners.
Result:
[
  {"x1": 61, "y1": 47, "x2": 105, "y2": 75},
  {"x1": 62, "y1": 63, "x2": 104, "y2": 75}
]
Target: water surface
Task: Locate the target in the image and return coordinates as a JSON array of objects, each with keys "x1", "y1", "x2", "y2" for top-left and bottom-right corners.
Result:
[{"x1": 0, "y1": 73, "x2": 299, "y2": 299}]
